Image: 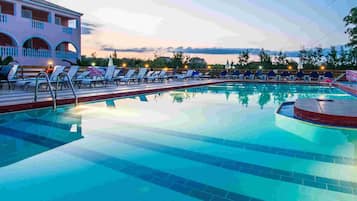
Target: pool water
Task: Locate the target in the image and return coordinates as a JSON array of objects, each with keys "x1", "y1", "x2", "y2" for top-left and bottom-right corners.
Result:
[{"x1": 0, "y1": 83, "x2": 356, "y2": 201}]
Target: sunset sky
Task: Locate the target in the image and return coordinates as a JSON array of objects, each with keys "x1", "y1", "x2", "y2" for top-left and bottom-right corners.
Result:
[{"x1": 51, "y1": 0, "x2": 356, "y2": 62}]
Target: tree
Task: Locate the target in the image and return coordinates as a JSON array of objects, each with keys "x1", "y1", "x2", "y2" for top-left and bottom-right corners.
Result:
[
  {"x1": 259, "y1": 49, "x2": 271, "y2": 65},
  {"x1": 238, "y1": 49, "x2": 249, "y2": 66},
  {"x1": 112, "y1": 50, "x2": 118, "y2": 59},
  {"x1": 327, "y1": 46, "x2": 338, "y2": 68},
  {"x1": 274, "y1": 51, "x2": 287, "y2": 65},
  {"x1": 313, "y1": 46, "x2": 323, "y2": 65},
  {"x1": 170, "y1": 52, "x2": 184, "y2": 69},
  {"x1": 189, "y1": 57, "x2": 207, "y2": 69},
  {"x1": 339, "y1": 46, "x2": 347, "y2": 66},
  {"x1": 344, "y1": 7, "x2": 357, "y2": 48}
]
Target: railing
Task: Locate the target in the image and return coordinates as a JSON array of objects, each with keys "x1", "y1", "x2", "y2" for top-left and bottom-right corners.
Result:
[
  {"x1": 23, "y1": 48, "x2": 51, "y2": 57},
  {"x1": 0, "y1": 46, "x2": 18, "y2": 57},
  {"x1": 55, "y1": 51, "x2": 78, "y2": 59},
  {"x1": 0, "y1": 14, "x2": 7, "y2": 24},
  {"x1": 62, "y1": 27, "x2": 73, "y2": 34},
  {"x1": 32, "y1": 20, "x2": 44, "y2": 29},
  {"x1": 34, "y1": 72, "x2": 57, "y2": 111},
  {"x1": 56, "y1": 72, "x2": 78, "y2": 106}
]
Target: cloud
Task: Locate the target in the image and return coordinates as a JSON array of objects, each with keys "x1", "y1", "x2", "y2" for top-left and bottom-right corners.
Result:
[{"x1": 81, "y1": 22, "x2": 99, "y2": 35}]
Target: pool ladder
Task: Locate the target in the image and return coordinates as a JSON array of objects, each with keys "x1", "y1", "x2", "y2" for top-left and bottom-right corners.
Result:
[{"x1": 34, "y1": 72, "x2": 78, "y2": 111}]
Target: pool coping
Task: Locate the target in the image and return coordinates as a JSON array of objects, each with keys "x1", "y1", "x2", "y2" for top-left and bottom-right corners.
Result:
[{"x1": 0, "y1": 80, "x2": 326, "y2": 114}]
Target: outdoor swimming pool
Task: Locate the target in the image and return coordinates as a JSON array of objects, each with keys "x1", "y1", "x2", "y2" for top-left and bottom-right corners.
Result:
[{"x1": 0, "y1": 83, "x2": 356, "y2": 201}]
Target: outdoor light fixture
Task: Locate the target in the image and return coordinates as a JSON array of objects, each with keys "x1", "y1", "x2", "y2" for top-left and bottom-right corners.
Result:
[
  {"x1": 320, "y1": 65, "x2": 326, "y2": 70},
  {"x1": 122, "y1": 63, "x2": 127, "y2": 68},
  {"x1": 47, "y1": 60, "x2": 53, "y2": 66},
  {"x1": 184, "y1": 65, "x2": 188, "y2": 69},
  {"x1": 91, "y1": 62, "x2": 96, "y2": 66},
  {"x1": 208, "y1": 65, "x2": 212, "y2": 69},
  {"x1": 144, "y1": 64, "x2": 150, "y2": 68},
  {"x1": 259, "y1": 66, "x2": 263, "y2": 70},
  {"x1": 288, "y1": 66, "x2": 293, "y2": 70}
]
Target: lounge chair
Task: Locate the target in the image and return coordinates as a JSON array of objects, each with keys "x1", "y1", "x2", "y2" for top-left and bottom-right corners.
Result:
[
  {"x1": 296, "y1": 71, "x2": 304, "y2": 80},
  {"x1": 116, "y1": 69, "x2": 136, "y2": 85},
  {"x1": 280, "y1": 71, "x2": 290, "y2": 80},
  {"x1": 255, "y1": 70, "x2": 266, "y2": 80},
  {"x1": 176, "y1": 70, "x2": 194, "y2": 80},
  {"x1": 78, "y1": 66, "x2": 116, "y2": 88},
  {"x1": 192, "y1": 70, "x2": 201, "y2": 80},
  {"x1": 16, "y1": 65, "x2": 66, "y2": 89},
  {"x1": 57, "y1": 66, "x2": 79, "y2": 89},
  {"x1": 244, "y1": 71, "x2": 254, "y2": 80},
  {"x1": 219, "y1": 70, "x2": 228, "y2": 79},
  {"x1": 133, "y1": 68, "x2": 148, "y2": 83},
  {"x1": 324, "y1": 71, "x2": 333, "y2": 80},
  {"x1": 231, "y1": 70, "x2": 240, "y2": 79},
  {"x1": 267, "y1": 71, "x2": 276, "y2": 80},
  {"x1": 0, "y1": 64, "x2": 19, "y2": 90},
  {"x1": 157, "y1": 70, "x2": 168, "y2": 82},
  {"x1": 309, "y1": 71, "x2": 320, "y2": 81},
  {"x1": 146, "y1": 71, "x2": 160, "y2": 82}
]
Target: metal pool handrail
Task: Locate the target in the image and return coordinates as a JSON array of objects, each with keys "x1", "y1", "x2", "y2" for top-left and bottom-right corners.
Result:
[
  {"x1": 56, "y1": 72, "x2": 78, "y2": 106},
  {"x1": 34, "y1": 71, "x2": 56, "y2": 110}
]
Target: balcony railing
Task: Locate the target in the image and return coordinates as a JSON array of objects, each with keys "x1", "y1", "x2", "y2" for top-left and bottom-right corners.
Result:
[
  {"x1": 0, "y1": 46, "x2": 18, "y2": 57},
  {"x1": 56, "y1": 51, "x2": 78, "y2": 59},
  {"x1": 23, "y1": 48, "x2": 51, "y2": 57},
  {"x1": 32, "y1": 20, "x2": 44, "y2": 29},
  {"x1": 62, "y1": 27, "x2": 73, "y2": 35},
  {"x1": 0, "y1": 14, "x2": 7, "y2": 24}
]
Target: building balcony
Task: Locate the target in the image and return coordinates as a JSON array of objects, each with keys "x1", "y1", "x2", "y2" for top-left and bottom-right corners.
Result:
[
  {"x1": 0, "y1": 46, "x2": 18, "y2": 57},
  {"x1": 32, "y1": 20, "x2": 45, "y2": 30},
  {"x1": 22, "y1": 48, "x2": 51, "y2": 58},
  {"x1": 0, "y1": 14, "x2": 7, "y2": 24},
  {"x1": 55, "y1": 51, "x2": 78, "y2": 59},
  {"x1": 62, "y1": 27, "x2": 73, "y2": 35}
]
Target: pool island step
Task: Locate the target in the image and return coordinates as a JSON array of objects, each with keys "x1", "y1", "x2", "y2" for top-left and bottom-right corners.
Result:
[{"x1": 277, "y1": 99, "x2": 357, "y2": 128}]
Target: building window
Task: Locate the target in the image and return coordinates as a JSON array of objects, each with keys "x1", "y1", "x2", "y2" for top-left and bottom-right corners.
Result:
[
  {"x1": 55, "y1": 16, "x2": 61, "y2": 25},
  {"x1": 22, "y1": 9, "x2": 32, "y2": 19}
]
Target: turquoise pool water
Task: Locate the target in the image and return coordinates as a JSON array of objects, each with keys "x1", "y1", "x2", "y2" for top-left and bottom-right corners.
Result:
[{"x1": 0, "y1": 83, "x2": 356, "y2": 201}]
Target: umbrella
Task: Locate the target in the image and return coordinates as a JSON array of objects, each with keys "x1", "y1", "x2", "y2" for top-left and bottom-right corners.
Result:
[
  {"x1": 298, "y1": 61, "x2": 303, "y2": 70},
  {"x1": 108, "y1": 57, "x2": 114, "y2": 66},
  {"x1": 225, "y1": 60, "x2": 230, "y2": 70}
]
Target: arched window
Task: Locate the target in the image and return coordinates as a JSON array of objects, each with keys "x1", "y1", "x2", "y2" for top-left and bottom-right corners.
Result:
[{"x1": 0, "y1": 33, "x2": 17, "y2": 46}]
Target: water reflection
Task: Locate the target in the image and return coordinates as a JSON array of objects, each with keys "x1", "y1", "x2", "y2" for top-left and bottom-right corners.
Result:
[
  {"x1": 170, "y1": 83, "x2": 353, "y2": 108},
  {"x1": 0, "y1": 108, "x2": 83, "y2": 167}
]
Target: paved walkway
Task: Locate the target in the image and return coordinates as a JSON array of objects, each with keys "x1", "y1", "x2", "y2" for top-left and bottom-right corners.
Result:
[{"x1": 0, "y1": 79, "x2": 224, "y2": 107}]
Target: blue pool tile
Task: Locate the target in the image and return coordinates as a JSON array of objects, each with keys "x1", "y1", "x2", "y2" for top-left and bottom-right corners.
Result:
[
  {"x1": 327, "y1": 185, "x2": 353, "y2": 194},
  {"x1": 316, "y1": 177, "x2": 340, "y2": 185},
  {"x1": 171, "y1": 183, "x2": 192, "y2": 194},
  {"x1": 189, "y1": 189, "x2": 213, "y2": 200},
  {"x1": 204, "y1": 186, "x2": 228, "y2": 197},
  {"x1": 226, "y1": 192, "x2": 253, "y2": 201},
  {"x1": 303, "y1": 180, "x2": 327, "y2": 189},
  {"x1": 280, "y1": 176, "x2": 303, "y2": 184},
  {"x1": 102, "y1": 133, "x2": 357, "y2": 195},
  {"x1": 210, "y1": 196, "x2": 232, "y2": 201}
]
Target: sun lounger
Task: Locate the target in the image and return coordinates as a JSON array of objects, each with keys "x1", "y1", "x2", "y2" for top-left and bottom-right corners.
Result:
[
  {"x1": 16, "y1": 65, "x2": 66, "y2": 89},
  {"x1": 133, "y1": 68, "x2": 148, "y2": 83},
  {"x1": 116, "y1": 69, "x2": 136, "y2": 85},
  {"x1": 78, "y1": 66, "x2": 116, "y2": 88},
  {"x1": 176, "y1": 70, "x2": 194, "y2": 80},
  {"x1": 0, "y1": 64, "x2": 19, "y2": 90}
]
